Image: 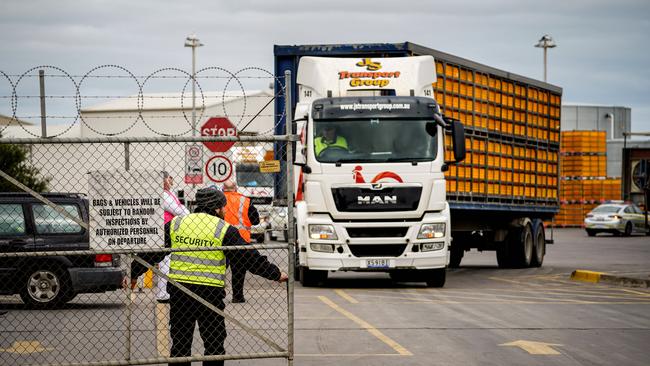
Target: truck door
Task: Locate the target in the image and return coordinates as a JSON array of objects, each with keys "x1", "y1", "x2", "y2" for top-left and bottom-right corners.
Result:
[{"x1": 0, "y1": 202, "x2": 34, "y2": 293}]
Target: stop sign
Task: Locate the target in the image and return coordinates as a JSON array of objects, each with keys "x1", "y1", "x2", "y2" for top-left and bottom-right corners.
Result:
[{"x1": 201, "y1": 117, "x2": 237, "y2": 152}]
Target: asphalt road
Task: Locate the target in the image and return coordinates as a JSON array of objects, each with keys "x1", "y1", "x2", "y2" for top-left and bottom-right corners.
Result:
[{"x1": 1, "y1": 228, "x2": 649, "y2": 366}]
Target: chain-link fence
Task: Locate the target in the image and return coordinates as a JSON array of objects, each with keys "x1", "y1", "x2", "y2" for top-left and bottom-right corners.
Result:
[{"x1": 0, "y1": 134, "x2": 296, "y2": 365}]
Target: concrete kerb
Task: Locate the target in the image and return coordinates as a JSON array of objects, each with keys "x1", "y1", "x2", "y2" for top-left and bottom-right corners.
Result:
[{"x1": 571, "y1": 270, "x2": 650, "y2": 288}]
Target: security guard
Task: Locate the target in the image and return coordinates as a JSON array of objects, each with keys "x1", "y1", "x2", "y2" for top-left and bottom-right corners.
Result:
[
  {"x1": 314, "y1": 126, "x2": 348, "y2": 156},
  {"x1": 166, "y1": 188, "x2": 287, "y2": 366},
  {"x1": 222, "y1": 180, "x2": 259, "y2": 303}
]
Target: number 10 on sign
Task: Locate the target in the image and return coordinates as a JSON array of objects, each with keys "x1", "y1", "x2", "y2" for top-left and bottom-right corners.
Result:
[{"x1": 205, "y1": 155, "x2": 233, "y2": 183}]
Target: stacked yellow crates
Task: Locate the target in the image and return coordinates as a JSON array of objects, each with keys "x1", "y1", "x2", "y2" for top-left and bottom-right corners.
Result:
[
  {"x1": 553, "y1": 131, "x2": 621, "y2": 226},
  {"x1": 436, "y1": 61, "x2": 560, "y2": 206}
]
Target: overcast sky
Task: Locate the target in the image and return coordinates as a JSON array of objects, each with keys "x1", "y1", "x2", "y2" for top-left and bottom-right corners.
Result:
[{"x1": 1, "y1": 0, "x2": 649, "y2": 132}]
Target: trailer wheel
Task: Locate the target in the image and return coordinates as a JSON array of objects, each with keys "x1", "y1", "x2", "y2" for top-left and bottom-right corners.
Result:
[
  {"x1": 425, "y1": 269, "x2": 446, "y2": 288},
  {"x1": 530, "y1": 219, "x2": 545, "y2": 268},
  {"x1": 449, "y1": 246, "x2": 464, "y2": 268},
  {"x1": 508, "y1": 221, "x2": 534, "y2": 268},
  {"x1": 299, "y1": 267, "x2": 327, "y2": 287}
]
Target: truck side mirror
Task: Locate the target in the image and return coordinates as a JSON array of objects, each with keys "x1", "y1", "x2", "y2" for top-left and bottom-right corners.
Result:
[
  {"x1": 450, "y1": 120, "x2": 465, "y2": 163},
  {"x1": 293, "y1": 119, "x2": 307, "y2": 166}
]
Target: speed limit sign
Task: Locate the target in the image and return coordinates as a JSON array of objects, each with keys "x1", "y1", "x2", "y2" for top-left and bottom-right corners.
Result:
[{"x1": 205, "y1": 155, "x2": 233, "y2": 183}]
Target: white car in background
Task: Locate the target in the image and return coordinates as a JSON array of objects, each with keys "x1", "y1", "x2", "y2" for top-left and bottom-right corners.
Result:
[{"x1": 584, "y1": 201, "x2": 649, "y2": 237}]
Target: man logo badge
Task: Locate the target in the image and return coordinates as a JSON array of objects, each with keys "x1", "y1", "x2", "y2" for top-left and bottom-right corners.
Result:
[{"x1": 358, "y1": 195, "x2": 397, "y2": 205}]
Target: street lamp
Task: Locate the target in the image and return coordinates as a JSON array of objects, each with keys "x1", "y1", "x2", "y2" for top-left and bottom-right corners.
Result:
[
  {"x1": 184, "y1": 34, "x2": 203, "y2": 136},
  {"x1": 535, "y1": 34, "x2": 556, "y2": 83}
]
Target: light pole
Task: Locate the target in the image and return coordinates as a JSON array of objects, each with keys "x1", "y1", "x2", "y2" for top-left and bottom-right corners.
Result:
[
  {"x1": 535, "y1": 34, "x2": 556, "y2": 82},
  {"x1": 184, "y1": 34, "x2": 203, "y2": 136}
]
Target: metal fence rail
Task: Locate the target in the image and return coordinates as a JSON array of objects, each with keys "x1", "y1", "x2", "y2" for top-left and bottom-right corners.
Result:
[{"x1": 0, "y1": 134, "x2": 296, "y2": 366}]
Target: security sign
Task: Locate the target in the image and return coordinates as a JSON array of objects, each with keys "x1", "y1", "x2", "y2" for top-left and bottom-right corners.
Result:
[
  {"x1": 205, "y1": 155, "x2": 233, "y2": 183},
  {"x1": 185, "y1": 144, "x2": 203, "y2": 184}
]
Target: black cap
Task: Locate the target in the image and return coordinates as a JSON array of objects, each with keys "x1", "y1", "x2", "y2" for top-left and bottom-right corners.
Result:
[{"x1": 195, "y1": 188, "x2": 227, "y2": 212}]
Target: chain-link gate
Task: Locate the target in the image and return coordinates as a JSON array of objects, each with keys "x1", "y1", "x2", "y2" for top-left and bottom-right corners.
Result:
[{"x1": 0, "y1": 134, "x2": 297, "y2": 365}]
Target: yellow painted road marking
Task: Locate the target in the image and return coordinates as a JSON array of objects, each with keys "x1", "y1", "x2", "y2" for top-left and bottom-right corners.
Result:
[
  {"x1": 318, "y1": 295, "x2": 412, "y2": 356},
  {"x1": 500, "y1": 340, "x2": 562, "y2": 355},
  {"x1": 156, "y1": 303, "x2": 170, "y2": 357},
  {"x1": 0, "y1": 341, "x2": 53, "y2": 354},
  {"x1": 297, "y1": 353, "x2": 404, "y2": 357},
  {"x1": 335, "y1": 289, "x2": 359, "y2": 304},
  {"x1": 621, "y1": 289, "x2": 650, "y2": 296}
]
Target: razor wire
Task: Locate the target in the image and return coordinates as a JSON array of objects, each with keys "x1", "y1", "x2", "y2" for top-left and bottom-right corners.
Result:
[
  {"x1": 0, "y1": 135, "x2": 296, "y2": 366},
  {"x1": 0, "y1": 65, "x2": 288, "y2": 138}
]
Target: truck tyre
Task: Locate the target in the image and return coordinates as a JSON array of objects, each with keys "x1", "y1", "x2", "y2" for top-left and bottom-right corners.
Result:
[
  {"x1": 496, "y1": 241, "x2": 512, "y2": 268},
  {"x1": 425, "y1": 269, "x2": 446, "y2": 288},
  {"x1": 586, "y1": 229, "x2": 596, "y2": 237},
  {"x1": 20, "y1": 266, "x2": 73, "y2": 308},
  {"x1": 530, "y1": 219, "x2": 545, "y2": 268},
  {"x1": 299, "y1": 267, "x2": 327, "y2": 287},
  {"x1": 449, "y1": 246, "x2": 464, "y2": 268},
  {"x1": 508, "y1": 222, "x2": 534, "y2": 268}
]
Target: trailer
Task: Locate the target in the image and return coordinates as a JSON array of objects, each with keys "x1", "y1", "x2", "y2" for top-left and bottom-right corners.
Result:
[{"x1": 274, "y1": 43, "x2": 562, "y2": 284}]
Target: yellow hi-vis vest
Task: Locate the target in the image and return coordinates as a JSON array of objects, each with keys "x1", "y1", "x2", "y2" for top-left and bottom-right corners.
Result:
[
  {"x1": 314, "y1": 136, "x2": 348, "y2": 156},
  {"x1": 169, "y1": 213, "x2": 228, "y2": 287}
]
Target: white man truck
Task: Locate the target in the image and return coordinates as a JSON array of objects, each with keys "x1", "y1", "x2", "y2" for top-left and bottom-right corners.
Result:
[{"x1": 274, "y1": 43, "x2": 562, "y2": 287}]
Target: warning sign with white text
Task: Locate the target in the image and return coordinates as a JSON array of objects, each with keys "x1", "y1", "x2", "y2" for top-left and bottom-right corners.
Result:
[{"x1": 89, "y1": 170, "x2": 164, "y2": 250}]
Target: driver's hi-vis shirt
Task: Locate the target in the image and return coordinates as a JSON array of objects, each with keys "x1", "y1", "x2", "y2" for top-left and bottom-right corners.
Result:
[{"x1": 314, "y1": 136, "x2": 348, "y2": 156}]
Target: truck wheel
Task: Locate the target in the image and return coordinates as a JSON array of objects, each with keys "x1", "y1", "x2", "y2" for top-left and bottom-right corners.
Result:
[
  {"x1": 449, "y1": 246, "x2": 464, "y2": 268},
  {"x1": 496, "y1": 241, "x2": 512, "y2": 268},
  {"x1": 425, "y1": 269, "x2": 446, "y2": 288},
  {"x1": 623, "y1": 222, "x2": 633, "y2": 237},
  {"x1": 299, "y1": 267, "x2": 327, "y2": 287},
  {"x1": 508, "y1": 222, "x2": 534, "y2": 268},
  {"x1": 20, "y1": 267, "x2": 73, "y2": 308},
  {"x1": 586, "y1": 229, "x2": 596, "y2": 237},
  {"x1": 530, "y1": 219, "x2": 545, "y2": 268}
]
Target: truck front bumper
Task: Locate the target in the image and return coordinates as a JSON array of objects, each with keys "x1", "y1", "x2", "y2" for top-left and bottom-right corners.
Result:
[{"x1": 299, "y1": 212, "x2": 450, "y2": 271}]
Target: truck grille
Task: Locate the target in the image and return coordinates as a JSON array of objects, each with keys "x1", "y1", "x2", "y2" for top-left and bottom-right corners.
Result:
[
  {"x1": 332, "y1": 186, "x2": 422, "y2": 212},
  {"x1": 346, "y1": 227, "x2": 408, "y2": 238},
  {"x1": 348, "y1": 244, "x2": 407, "y2": 257}
]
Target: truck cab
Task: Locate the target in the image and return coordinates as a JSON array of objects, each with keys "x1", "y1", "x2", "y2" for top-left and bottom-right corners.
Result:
[{"x1": 291, "y1": 56, "x2": 465, "y2": 286}]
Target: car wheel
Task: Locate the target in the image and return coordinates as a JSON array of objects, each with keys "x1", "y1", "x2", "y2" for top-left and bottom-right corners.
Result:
[
  {"x1": 20, "y1": 267, "x2": 72, "y2": 308},
  {"x1": 623, "y1": 221, "x2": 633, "y2": 237},
  {"x1": 586, "y1": 229, "x2": 596, "y2": 237}
]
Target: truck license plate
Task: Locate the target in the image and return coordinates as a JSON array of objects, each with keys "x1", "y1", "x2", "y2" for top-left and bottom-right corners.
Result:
[{"x1": 366, "y1": 259, "x2": 390, "y2": 268}]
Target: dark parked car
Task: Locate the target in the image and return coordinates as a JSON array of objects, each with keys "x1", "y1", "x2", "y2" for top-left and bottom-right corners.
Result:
[{"x1": 0, "y1": 192, "x2": 124, "y2": 308}]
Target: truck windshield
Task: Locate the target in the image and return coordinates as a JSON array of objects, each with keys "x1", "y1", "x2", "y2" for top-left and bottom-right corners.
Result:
[
  {"x1": 236, "y1": 164, "x2": 274, "y2": 187},
  {"x1": 313, "y1": 119, "x2": 437, "y2": 163}
]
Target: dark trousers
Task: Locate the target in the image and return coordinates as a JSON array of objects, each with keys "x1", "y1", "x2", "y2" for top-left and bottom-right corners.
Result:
[
  {"x1": 231, "y1": 263, "x2": 247, "y2": 300},
  {"x1": 168, "y1": 283, "x2": 226, "y2": 366}
]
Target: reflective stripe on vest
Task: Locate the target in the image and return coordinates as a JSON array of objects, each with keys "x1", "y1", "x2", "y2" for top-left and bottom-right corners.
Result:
[
  {"x1": 314, "y1": 136, "x2": 348, "y2": 156},
  {"x1": 169, "y1": 213, "x2": 228, "y2": 287},
  {"x1": 224, "y1": 191, "x2": 252, "y2": 243}
]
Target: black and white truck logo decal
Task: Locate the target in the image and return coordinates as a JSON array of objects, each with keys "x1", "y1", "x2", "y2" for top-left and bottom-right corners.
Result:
[{"x1": 357, "y1": 195, "x2": 397, "y2": 205}]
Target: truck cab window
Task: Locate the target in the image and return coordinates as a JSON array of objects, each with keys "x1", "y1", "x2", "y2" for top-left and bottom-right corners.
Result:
[{"x1": 314, "y1": 119, "x2": 437, "y2": 163}]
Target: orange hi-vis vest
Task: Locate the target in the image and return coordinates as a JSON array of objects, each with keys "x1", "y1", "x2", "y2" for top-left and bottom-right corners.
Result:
[{"x1": 224, "y1": 191, "x2": 252, "y2": 243}]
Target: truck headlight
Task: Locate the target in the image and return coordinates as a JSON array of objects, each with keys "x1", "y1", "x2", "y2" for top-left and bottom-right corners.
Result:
[
  {"x1": 420, "y1": 242, "x2": 445, "y2": 252},
  {"x1": 418, "y1": 223, "x2": 445, "y2": 239},
  {"x1": 311, "y1": 243, "x2": 335, "y2": 253},
  {"x1": 309, "y1": 224, "x2": 338, "y2": 240}
]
